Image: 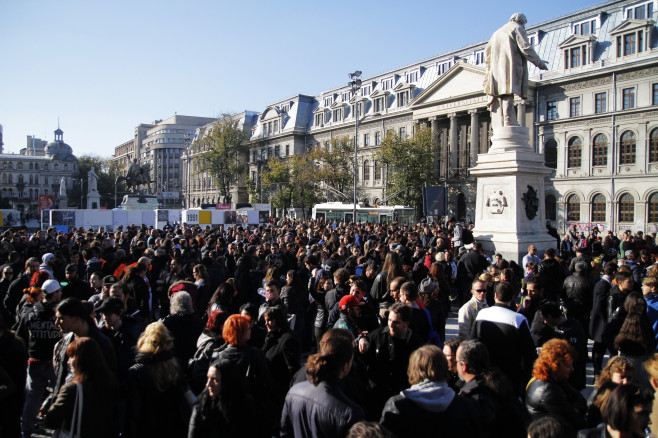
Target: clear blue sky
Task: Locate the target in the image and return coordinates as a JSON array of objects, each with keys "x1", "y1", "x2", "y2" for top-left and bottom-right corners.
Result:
[{"x1": 0, "y1": 0, "x2": 602, "y2": 157}]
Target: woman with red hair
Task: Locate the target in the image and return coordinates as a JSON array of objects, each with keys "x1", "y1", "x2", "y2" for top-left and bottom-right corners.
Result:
[
  {"x1": 213, "y1": 314, "x2": 277, "y2": 435},
  {"x1": 525, "y1": 339, "x2": 586, "y2": 437}
]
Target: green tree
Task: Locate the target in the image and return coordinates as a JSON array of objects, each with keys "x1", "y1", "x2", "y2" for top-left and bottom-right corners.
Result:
[
  {"x1": 312, "y1": 136, "x2": 354, "y2": 199},
  {"x1": 197, "y1": 114, "x2": 249, "y2": 204},
  {"x1": 377, "y1": 127, "x2": 439, "y2": 207},
  {"x1": 288, "y1": 153, "x2": 321, "y2": 217},
  {"x1": 71, "y1": 155, "x2": 120, "y2": 208},
  {"x1": 261, "y1": 157, "x2": 293, "y2": 211}
]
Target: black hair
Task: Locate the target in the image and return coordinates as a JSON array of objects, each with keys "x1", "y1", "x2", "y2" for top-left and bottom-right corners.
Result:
[
  {"x1": 604, "y1": 384, "x2": 653, "y2": 432},
  {"x1": 458, "y1": 340, "x2": 490, "y2": 376},
  {"x1": 494, "y1": 282, "x2": 515, "y2": 303}
]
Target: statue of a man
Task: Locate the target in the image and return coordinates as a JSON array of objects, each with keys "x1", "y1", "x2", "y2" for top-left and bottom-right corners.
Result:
[
  {"x1": 88, "y1": 167, "x2": 98, "y2": 192},
  {"x1": 483, "y1": 13, "x2": 548, "y2": 128},
  {"x1": 59, "y1": 177, "x2": 67, "y2": 196},
  {"x1": 127, "y1": 159, "x2": 140, "y2": 181}
]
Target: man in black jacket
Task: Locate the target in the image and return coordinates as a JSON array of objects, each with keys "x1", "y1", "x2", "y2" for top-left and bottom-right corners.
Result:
[
  {"x1": 538, "y1": 248, "x2": 566, "y2": 302},
  {"x1": 4, "y1": 257, "x2": 40, "y2": 321},
  {"x1": 458, "y1": 242, "x2": 489, "y2": 305},
  {"x1": 561, "y1": 261, "x2": 593, "y2": 338},
  {"x1": 358, "y1": 303, "x2": 424, "y2": 418},
  {"x1": 471, "y1": 282, "x2": 537, "y2": 397},
  {"x1": 15, "y1": 279, "x2": 62, "y2": 438}
]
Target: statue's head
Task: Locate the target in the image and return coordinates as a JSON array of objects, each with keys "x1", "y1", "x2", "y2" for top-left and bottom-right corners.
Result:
[{"x1": 509, "y1": 13, "x2": 527, "y2": 26}]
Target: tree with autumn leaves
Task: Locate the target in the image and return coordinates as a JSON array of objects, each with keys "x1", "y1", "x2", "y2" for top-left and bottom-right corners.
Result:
[{"x1": 376, "y1": 126, "x2": 440, "y2": 207}]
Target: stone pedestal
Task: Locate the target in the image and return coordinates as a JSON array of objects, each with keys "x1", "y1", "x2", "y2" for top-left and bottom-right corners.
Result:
[
  {"x1": 120, "y1": 194, "x2": 159, "y2": 210},
  {"x1": 87, "y1": 191, "x2": 101, "y2": 210},
  {"x1": 59, "y1": 195, "x2": 68, "y2": 209},
  {"x1": 469, "y1": 126, "x2": 555, "y2": 263}
]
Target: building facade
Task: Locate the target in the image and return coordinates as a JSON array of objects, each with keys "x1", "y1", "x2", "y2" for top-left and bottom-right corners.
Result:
[
  {"x1": 0, "y1": 128, "x2": 78, "y2": 219},
  {"x1": 182, "y1": 111, "x2": 258, "y2": 208},
  {"x1": 237, "y1": 0, "x2": 658, "y2": 234},
  {"x1": 112, "y1": 115, "x2": 216, "y2": 208}
]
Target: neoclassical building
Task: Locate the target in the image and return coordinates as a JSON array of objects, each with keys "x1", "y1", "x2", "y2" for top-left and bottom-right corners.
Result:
[
  {"x1": 240, "y1": 0, "x2": 658, "y2": 234},
  {"x1": 0, "y1": 128, "x2": 79, "y2": 219}
]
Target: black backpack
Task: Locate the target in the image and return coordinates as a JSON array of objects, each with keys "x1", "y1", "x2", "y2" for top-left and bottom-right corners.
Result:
[{"x1": 462, "y1": 226, "x2": 474, "y2": 245}]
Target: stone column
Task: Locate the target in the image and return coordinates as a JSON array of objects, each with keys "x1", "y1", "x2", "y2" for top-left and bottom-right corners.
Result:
[
  {"x1": 469, "y1": 110, "x2": 479, "y2": 167},
  {"x1": 430, "y1": 117, "x2": 439, "y2": 178},
  {"x1": 518, "y1": 101, "x2": 526, "y2": 127},
  {"x1": 449, "y1": 113, "x2": 458, "y2": 176}
]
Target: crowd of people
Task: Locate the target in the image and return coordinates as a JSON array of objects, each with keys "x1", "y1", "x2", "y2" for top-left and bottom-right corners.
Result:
[{"x1": 0, "y1": 218, "x2": 657, "y2": 438}]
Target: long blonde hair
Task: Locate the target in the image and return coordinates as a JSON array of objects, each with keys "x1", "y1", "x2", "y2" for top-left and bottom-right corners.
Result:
[{"x1": 137, "y1": 322, "x2": 180, "y2": 391}]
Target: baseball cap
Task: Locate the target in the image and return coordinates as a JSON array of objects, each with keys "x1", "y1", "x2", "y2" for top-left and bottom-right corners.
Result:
[
  {"x1": 339, "y1": 295, "x2": 360, "y2": 311},
  {"x1": 97, "y1": 297, "x2": 125, "y2": 315},
  {"x1": 103, "y1": 275, "x2": 118, "y2": 286},
  {"x1": 42, "y1": 279, "x2": 61, "y2": 295}
]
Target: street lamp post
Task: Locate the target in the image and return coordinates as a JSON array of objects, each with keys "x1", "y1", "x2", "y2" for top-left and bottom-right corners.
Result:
[
  {"x1": 79, "y1": 179, "x2": 87, "y2": 209},
  {"x1": 348, "y1": 70, "x2": 362, "y2": 224}
]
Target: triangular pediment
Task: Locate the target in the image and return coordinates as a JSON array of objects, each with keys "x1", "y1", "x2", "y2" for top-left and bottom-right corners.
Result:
[
  {"x1": 610, "y1": 18, "x2": 655, "y2": 35},
  {"x1": 371, "y1": 88, "x2": 390, "y2": 98},
  {"x1": 330, "y1": 99, "x2": 348, "y2": 109},
  {"x1": 312, "y1": 106, "x2": 327, "y2": 114},
  {"x1": 411, "y1": 63, "x2": 486, "y2": 108},
  {"x1": 393, "y1": 81, "x2": 415, "y2": 92},
  {"x1": 558, "y1": 34, "x2": 596, "y2": 48}
]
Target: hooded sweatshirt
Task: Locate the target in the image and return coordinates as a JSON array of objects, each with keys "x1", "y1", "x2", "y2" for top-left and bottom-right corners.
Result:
[{"x1": 401, "y1": 379, "x2": 455, "y2": 412}]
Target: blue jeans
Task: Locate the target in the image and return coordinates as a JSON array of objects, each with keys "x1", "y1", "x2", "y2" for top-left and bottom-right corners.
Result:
[{"x1": 22, "y1": 361, "x2": 55, "y2": 438}]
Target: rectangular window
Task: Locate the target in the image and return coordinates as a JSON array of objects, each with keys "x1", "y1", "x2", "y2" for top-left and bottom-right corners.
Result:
[
  {"x1": 274, "y1": 146, "x2": 280, "y2": 157},
  {"x1": 595, "y1": 92, "x2": 607, "y2": 113},
  {"x1": 546, "y1": 101, "x2": 558, "y2": 120},
  {"x1": 437, "y1": 61, "x2": 452, "y2": 75},
  {"x1": 273, "y1": 120, "x2": 278, "y2": 133},
  {"x1": 568, "y1": 145, "x2": 582, "y2": 168},
  {"x1": 382, "y1": 78, "x2": 394, "y2": 90},
  {"x1": 324, "y1": 97, "x2": 332, "y2": 107},
  {"x1": 375, "y1": 131, "x2": 381, "y2": 146},
  {"x1": 571, "y1": 47, "x2": 582, "y2": 67},
  {"x1": 620, "y1": 142, "x2": 636, "y2": 164},
  {"x1": 333, "y1": 109, "x2": 342, "y2": 122},
  {"x1": 364, "y1": 133, "x2": 370, "y2": 147},
  {"x1": 474, "y1": 51, "x2": 485, "y2": 64},
  {"x1": 374, "y1": 98, "x2": 384, "y2": 113},
  {"x1": 624, "y1": 33, "x2": 637, "y2": 55},
  {"x1": 406, "y1": 71, "x2": 419, "y2": 83},
  {"x1": 623, "y1": 88, "x2": 635, "y2": 109},
  {"x1": 397, "y1": 91, "x2": 408, "y2": 107},
  {"x1": 285, "y1": 144, "x2": 290, "y2": 156},
  {"x1": 570, "y1": 97, "x2": 581, "y2": 117},
  {"x1": 653, "y1": 84, "x2": 658, "y2": 105},
  {"x1": 399, "y1": 127, "x2": 406, "y2": 139},
  {"x1": 361, "y1": 86, "x2": 371, "y2": 96},
  {"x1": 314, "y1": 114, "x2": 323, "y2": 126}
]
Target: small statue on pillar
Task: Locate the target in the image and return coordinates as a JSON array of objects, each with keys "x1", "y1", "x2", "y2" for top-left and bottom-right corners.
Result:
[{"x1": 483, "y1": 13, "x2": 548, "y2": 129}]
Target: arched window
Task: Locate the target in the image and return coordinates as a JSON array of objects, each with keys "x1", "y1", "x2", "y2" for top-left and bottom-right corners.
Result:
[
  {"x1": 544, "y1": 139, "x2": 557, "y2": 169},
  {"x1": 29, "y1": 163, "x2": 33, "y2": 170},
  {"x1": 18, "y1": 175, "x2": 23, "y2": 184},
  {"x1": 567, "y1": 194, "x2": 580, "y2": 221},
  {"x1": 650, "y1": 128, "x2": 658, "y2": 163},
  {"x1": 592, "y1": 194, "x2": 606, "y2": 222},
  {"x1": 8, "y1": 175, "x2": 12, "y2": 184},
  {"x1": 592, "y1": 134, "x2": 608, "y2": 166},
  {"x1": 618, "y1": 193, "x2": 634, "y2": 222},
  {"x1": 620, "y1": 131, "x2": 636, "y2": 165},
  {"x1": 2, "y1": 174, "x2": 6, "y2": 184},
  {"x1": 363, "y1": 160, "x2": 370, "y2": 182},
  {"x1": 568, "y1": 137, "x2": 582, "y2": 168},
  {"x1": 545, "y1": 194, "x2": 557, "y2": 221},
  {"x1": 649, "y1": 192, "x2": 658, "y2": 223},
  {"x1": 17, "y1": 162, "x2": 23, "y2": 170},
  {"x1": 456, "y1": 192, "x2": 466, "y2": 220},
  {"x1": 374, "y1": 161, "x2": 381, "y2": 181}
]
